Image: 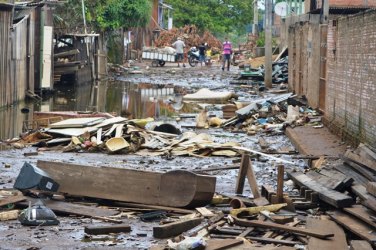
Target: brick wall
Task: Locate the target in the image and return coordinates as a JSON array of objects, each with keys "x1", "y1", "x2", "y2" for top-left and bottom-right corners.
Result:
[{"x1": 325, "y1": 10, "x2": 376, "y2": 146}]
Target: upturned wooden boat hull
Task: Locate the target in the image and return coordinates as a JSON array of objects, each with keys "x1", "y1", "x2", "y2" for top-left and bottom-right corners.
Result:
[{"x1": 36, "y1": 160, "x2": 216, "y2": 208}]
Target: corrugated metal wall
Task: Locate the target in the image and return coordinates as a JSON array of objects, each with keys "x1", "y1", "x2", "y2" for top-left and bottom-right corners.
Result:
[
  {"x1": 12, "y1": 16, "x2": 29, "y2": 104},
  {"x1": 0, "y1": 5, "x2": 13, "y2": 108},
  {"x1": 0, "y1": 6, "x2": 35, "y2": 108}
]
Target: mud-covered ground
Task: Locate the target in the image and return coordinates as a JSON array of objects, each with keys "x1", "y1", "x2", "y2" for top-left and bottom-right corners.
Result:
[{"x1": 0, "y1": 62, "x2": 299, "y2": 249}]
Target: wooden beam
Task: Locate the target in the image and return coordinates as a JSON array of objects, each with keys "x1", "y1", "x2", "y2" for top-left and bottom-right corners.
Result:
[
  {"x1": 195, "y1": 207, "x2": 214, "y2": 217},
  {"x1": 344, "y1": 205, "x2": 376, "y2": 228},
  {"x1": 246, "y1": 236, "x2": 300, "y2": 246},
  {"x1": 366, "y1": 182, "x2": 376, "y2": 197},
  {"x1": 37, "y1": 160, "x2": 216, "y2": 208},
  {"x1": 235, "y1": 154, "x2": 261, "y2": 199},
  {"x1": 19, "y1": 198, "x2": 118, "y2": 218},
  {"x1": 350, "y1": 240, "x2": 373, "y2": 250},
  {"x1": 277, "y1": 165, "x2": 285, "y2": 203},
  {"x1": 235, "y1": 154, "x2": 250, "y2": 194},
  {"x1": 153, "y1": 218, "x2": 203, "y2": 238},
  {"x1": 329, "y1": 210, "x2": 376, "y2": 243},
  {"x1": 113, "y1": 202, "x2": 194, "y2": 215},
  {"x1": 306, "y1": 217, "x2": 347, "y2": 250},
  {"x1": 54, "y1": 49, "x2": 80, "y2": 58},
  {"x1": 287, "y1": 171, "x2": 354, "y2": 208},
  {"x1": 232, "y1": 217, "x2": 334, "y2": 239},
  {"x1": 84, "y1": 224, "x2": 131, "y2": 235},
  {"x1": 205, "y1": 239, "x2": 243, "y2": 250},
  {"x1": 0, "y1": 195, "x2": 26, "y2": 207},
  {"x1": 246, "y1": 159, "x2": 261, "y2": 199}
]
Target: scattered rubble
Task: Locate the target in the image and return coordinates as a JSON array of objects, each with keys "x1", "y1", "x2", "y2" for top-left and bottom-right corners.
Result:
[{"x1": 1, "y1": 63, "x2": 376, "y2": 249}]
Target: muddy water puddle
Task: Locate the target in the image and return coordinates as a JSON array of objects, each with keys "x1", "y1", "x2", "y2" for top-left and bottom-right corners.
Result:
[{"x1": 0, "y1": 80, "x2": 199, "y2": 142}]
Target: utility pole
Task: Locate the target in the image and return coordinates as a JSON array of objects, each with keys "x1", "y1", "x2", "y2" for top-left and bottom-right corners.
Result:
[
  {"x1": 265, "y1": 0, "x2": 273, "y2": 88},
  {"x1": 322, "y1": 0, "x2": 329, "y2": 23},
  {"x1": 253, "y1": 0, "x2": 258, "y2": 36}
]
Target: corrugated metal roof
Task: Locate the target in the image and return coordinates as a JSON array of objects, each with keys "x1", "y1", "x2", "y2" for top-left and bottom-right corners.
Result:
[
  {"x1": 310, "y1": 6, "x2": 375, "y2": 14},
  {"x1": 0, "y1": 3, "x2": 14, "y2": 11},
  {"x1": 13, "y1": 6, "x2": 35, "y2": 22}
]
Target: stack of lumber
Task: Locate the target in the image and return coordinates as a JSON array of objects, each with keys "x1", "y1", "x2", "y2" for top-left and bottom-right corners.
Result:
[{"x1": 222, "y1": 104, "x2": 238, "y2": 119}]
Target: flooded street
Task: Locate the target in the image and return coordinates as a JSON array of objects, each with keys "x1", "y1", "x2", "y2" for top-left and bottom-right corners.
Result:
[{"x1": 0, "y1": 63, "x2": 298, "y2": 249}]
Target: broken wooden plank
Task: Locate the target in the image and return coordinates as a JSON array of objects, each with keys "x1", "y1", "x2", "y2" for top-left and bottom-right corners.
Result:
[
  {"x1": 195, "y1": 207, "x2": 214, "y2": 217},
  {"x1": 350, "y1": 240, "x2": 373, "y2": 250},
  {"x1": 153, "y1": 218, "x2": 203, "y2": 238},
  {"x1": 277, "y1": 165, "x2": 284, "y2": 203},
  {"x1": 335, "y1": 164, "x2": 368, "y2": 186},
  {"x1": 306, "y1": 217, "x2": 347, "y2": 250},
  {"x1": 247, "y1": 236, "x2": 300, "y2": 246},
  {"x1": 344, "y1": 205, "x2": 376, "y2": 228},
  {"x1": 344, "y1": 150, "x2": 376, "y2": 173},
  {"x1": 343, "y1": 160, "x2": 376, "y2": 182},
  {"x1": 230, "y1": 203, "x2": 287, "y2": 217},
  {"x1": 319, "y1": 168, "x2": 354, "y2": 188},
  {"x1": 366, "y1": 182, "x2": 376, "y2": 197},
  {"x1": 287, "y1": 171, "x2": 354, "y2": 208},
  {"x1": 37, "y1": 160, "x2": 216, "y2": 207},
  {"x1": 205, "y1": 239, "x2": 243, "y2": 250},
  {"x1": 20, "y1": 198, "x2": 118, "y2": 218},
  {"x1": 194, "y1": 165, "x2": 239, "y2": 173},
  {"x1": 238, "y1": 227, "x2": 254, "y2": 237},
  {"x1": 84, "y1": 224, "x2": 131, "y2": 235},
  {"x1": 329, "y1": 210, "x2": 376, "y2": 243},
  {"x1": 306, "y1": 171, "x2": 345, "y2": 191},
  {"x1": 232, "y1": 216, "x2": 334, "y2": 239},
  {"x1": 351, "y1": 185, "x2": 376, "y2": 212},
  {"x1": 0, "y1": 210, "x2": 19, "y2": 221},
  {"x1": 235, "y1": 154, "x2": 261, "y2": 199},
  {"x1": 235, "y1": 154, "x2": 251, "y2": 194},
  {"x1": 0, "y1": 194, "x2": 26, "y2": 207},
  {"x1": 23, "y1": 152, "x2": 39, "y2": 157},
  {"x1": 113, "y1": 202, "x2": 194, "y2": 214},
  {"x1": 186, "y1": 212, "x2": 224, "y2": 237}
]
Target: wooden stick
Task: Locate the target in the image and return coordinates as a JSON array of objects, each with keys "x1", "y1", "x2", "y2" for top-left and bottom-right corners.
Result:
[
  {"x1": 153, "y1": 218, "x2": 202, "y2": 238},
  {"x1": 232, "y1": 216, "x2": 334, "y2": 239},
  {"x1": 84, "y1": 224, "x2": 131, "y2": 235},
  {"x1": 277, "y1": 165, "x2": 285, "y2": 203}
]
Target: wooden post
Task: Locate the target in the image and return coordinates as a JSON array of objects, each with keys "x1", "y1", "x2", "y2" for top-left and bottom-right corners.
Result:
[
  {"x1": 265, "y1": 0, "x2": 273, "y2": 88},
  {"x1": 246, "y1": 160, "x2": 261, "y2": 198},
  {"x1": 235, "y1": 153, "x2": 261, "y2": 199},
  {"x1": 276, "y1": 165, "x2": 285, "y2": 203},
  {"x1": 235, "y1": 154, "x2": 250, "y2": 194}
]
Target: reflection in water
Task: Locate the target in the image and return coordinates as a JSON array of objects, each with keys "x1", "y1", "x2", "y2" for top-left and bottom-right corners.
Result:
[{"x1": 0, "y1": 80, "x2": 191, "y2": 141}]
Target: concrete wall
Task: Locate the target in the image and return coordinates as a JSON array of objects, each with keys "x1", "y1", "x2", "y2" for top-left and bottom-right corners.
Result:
[{"x1": 325, "y1": 10, "x2": 376, "y2": 146}]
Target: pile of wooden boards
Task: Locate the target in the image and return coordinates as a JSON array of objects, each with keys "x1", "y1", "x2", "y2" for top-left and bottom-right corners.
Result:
[{"x1": 154, "y1": 25, "x2": 222, "y2": 52}]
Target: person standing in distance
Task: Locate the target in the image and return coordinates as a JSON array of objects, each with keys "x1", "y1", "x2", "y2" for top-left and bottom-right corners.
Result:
[
  {"x1": 172, "y1": 37, "x2": 186, "y2": 67},
  {"x1": 222, "y1": 37, "x2": 232, "y2": 71},
  {"x1": 198, "y1": 43, "x2": 206, "y2": 66}
]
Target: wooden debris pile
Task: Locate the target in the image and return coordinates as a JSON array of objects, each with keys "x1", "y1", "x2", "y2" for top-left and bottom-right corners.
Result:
[
  {"x1": 5, "y1": 116, "x2": 241, "y2": 158},
  {"x1": 154, "y1": 25, "x2": 222, "y2": 53},
  {"x1": 1, "y1": 143, "x2": 376, "y2": 248}
]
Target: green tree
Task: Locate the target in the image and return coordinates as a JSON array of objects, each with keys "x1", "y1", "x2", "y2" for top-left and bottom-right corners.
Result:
[
  {"x1": 165, "y1": 0, "x2": 253, "y2": 36},
  {"x1": 55, "y1": 0, "x2": 151, "y2": 32}
]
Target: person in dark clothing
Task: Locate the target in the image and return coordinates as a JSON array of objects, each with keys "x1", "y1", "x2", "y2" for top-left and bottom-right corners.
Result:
[{"x1": 198, "y1": 43, "x2": 206, "y2": 66}]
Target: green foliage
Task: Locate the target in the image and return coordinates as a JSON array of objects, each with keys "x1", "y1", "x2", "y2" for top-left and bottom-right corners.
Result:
[
  {"x1": 165, "y1": 0, "x2": 253, "y2": 36},
  {"x1": 55, "y1": 0, "x2": 151, "y2": 32}
]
